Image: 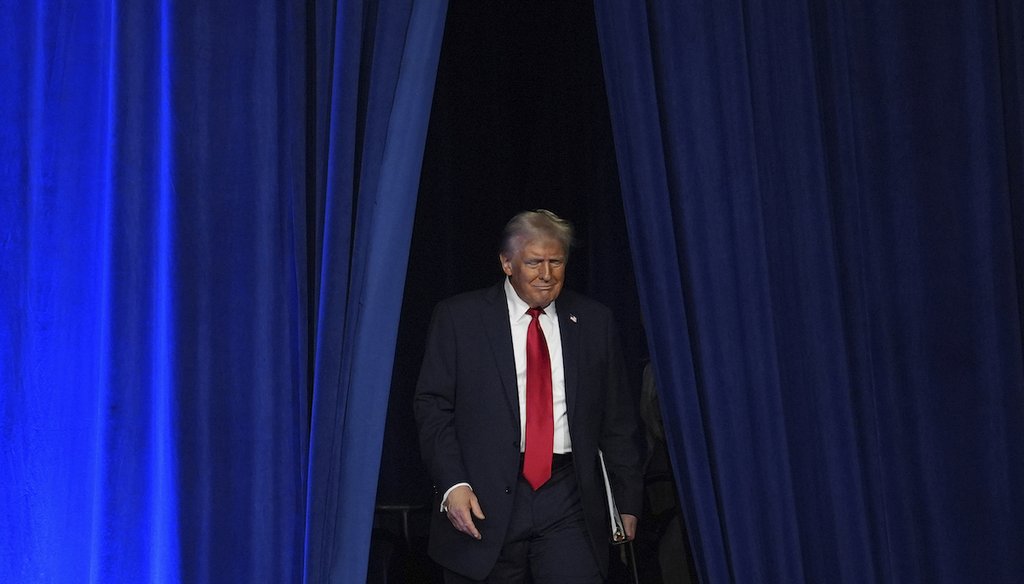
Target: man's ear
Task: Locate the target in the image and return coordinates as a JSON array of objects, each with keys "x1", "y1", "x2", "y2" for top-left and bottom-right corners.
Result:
[{"x1": 499, "y1": 254, "x2": 513, "y2": 276}]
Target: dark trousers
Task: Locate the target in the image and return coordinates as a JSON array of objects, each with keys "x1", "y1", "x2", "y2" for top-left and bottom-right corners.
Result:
[{"x1": 444, "y1": 459, "x2": 602, "y2": 584}]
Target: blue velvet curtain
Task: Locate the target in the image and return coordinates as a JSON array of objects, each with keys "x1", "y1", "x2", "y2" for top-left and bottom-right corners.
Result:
[
  {"x1": 303, "y1": 1, "x2": 446, "y2": 582},
  {"x1": 596, "y1": 1, "x2": 1024, "y2": 582},
  {"x1": 0, "y1": 1, "x2": 446, "y2": 582}
]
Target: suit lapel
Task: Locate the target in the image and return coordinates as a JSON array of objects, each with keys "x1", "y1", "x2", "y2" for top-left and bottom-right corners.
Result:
[
  {"x1": 482, "y1": 282, "x2": 520, "y2": 428},
  {"x1": 557, "y1": 293, "x2": 580, "y2": 429}
]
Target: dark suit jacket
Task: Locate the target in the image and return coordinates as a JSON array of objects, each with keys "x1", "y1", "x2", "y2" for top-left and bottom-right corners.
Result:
[{"x1": 414, "y1": 282, "x2": 643, "y2": 580}]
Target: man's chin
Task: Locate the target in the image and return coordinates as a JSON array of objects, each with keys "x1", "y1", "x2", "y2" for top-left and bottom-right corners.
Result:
[{"x1": 530, "y1": 290, "x2": 560, "y2": 306}]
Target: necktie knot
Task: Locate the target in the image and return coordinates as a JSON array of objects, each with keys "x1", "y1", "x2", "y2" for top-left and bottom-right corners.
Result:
[{"x1": 527, "y1": 307, "x2": 544, "y2": 319}]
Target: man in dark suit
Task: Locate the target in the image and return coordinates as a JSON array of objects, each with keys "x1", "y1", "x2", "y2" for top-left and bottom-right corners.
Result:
[{"x1": 414, "y1": 210, "x2": 643, "y2": 583}]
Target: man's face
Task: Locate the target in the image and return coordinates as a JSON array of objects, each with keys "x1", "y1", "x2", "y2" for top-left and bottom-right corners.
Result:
[{"x1": 500, "y1": 237, "x2": 566, "y2": 308}]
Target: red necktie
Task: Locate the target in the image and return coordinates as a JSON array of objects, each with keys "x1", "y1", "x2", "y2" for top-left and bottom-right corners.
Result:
[{"x1": 523, "y1": 307, "x2": 554, "y2": 490}]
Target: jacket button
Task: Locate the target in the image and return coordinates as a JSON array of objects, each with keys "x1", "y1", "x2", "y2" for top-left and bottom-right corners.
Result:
[{"x1": 504, "y1": 487, "x2": 511, "y2": 494}]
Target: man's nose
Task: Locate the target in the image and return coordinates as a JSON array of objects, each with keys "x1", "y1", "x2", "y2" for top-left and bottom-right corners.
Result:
[{"x1": 539, "y1": 263, "x2": 551, "y2": 279}]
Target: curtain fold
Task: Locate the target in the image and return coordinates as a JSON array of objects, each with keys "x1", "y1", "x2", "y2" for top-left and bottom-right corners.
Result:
[
  {"x1": 303, "y1": 1, "x2": 447, "y2": 583},
  {"x1": 597, "y1": 0, "x2": 1024, "y2": 582},
  {"x1": 1, "y1": 1, "x2": 446, "y2": 582}
]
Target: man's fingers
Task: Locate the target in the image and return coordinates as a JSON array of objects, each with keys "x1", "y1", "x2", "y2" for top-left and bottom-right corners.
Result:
[
  {"x1": 461, "y1": 492, "x2": 482, "y2": 539},
  {"x1": 622, "y1": 513, "x2": 638, "y2": 541},
  {"x1": 447, "y1": 507, "x2": 481, "y2": 540},
  {"x1": 464, "y1": 514, "x2": 481, "y2": 540}
]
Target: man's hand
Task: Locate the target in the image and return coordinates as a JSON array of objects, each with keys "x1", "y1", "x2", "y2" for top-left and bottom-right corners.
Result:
[
  {"x1": 445, "y1": 485, "x2": 485, "y2": 540},
  {"x1": 622, "y1": 513, "x2": 638, "y2": 541}
]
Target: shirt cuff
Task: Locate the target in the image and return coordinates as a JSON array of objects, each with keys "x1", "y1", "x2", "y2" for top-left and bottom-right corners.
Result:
[{"x1": 440, "y1": 482, "x2": 472, "y2": 512}]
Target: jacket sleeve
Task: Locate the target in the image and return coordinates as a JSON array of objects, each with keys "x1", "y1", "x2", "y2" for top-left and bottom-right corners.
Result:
[{"x1": 413, "y1": 300, "x2": 470, "y2": 494}]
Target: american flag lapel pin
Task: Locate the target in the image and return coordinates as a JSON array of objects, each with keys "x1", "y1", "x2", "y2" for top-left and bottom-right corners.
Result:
[{"x1": 569, "y1": 314, "x2": 577, "y2": 323}]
